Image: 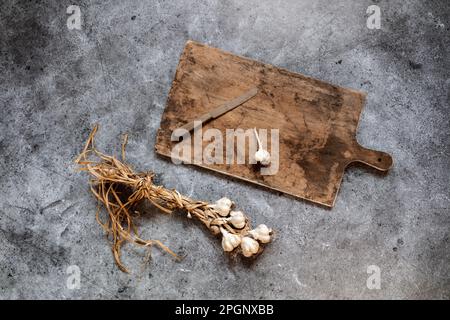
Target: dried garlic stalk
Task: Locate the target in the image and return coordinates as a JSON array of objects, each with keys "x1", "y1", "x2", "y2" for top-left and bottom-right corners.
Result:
[{"x1": 75, "y1": 125, "x2": 273, "y2": 273}]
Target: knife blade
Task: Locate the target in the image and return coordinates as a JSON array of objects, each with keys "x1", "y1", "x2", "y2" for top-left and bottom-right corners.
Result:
[{"x1": 172, "y1": 87, "x2": 258, "y2": 140}]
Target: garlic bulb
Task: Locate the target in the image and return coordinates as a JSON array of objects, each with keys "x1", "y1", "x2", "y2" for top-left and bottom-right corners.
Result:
[
  {"x1": 227, "y1": 211, "x2": 246, "y2": 229},
  {"x1": 241, "y1": 236, "x2": 260, "y2": 257},
  {"x1": 253, "y1": 128, "x2": 271, "y2": 166},
  {"x1": 216, "y1": 197, "x2": 233, "y2": 208},
  {"x1": 249, "y1": 224, "x2": 272, "y2": 243},
  {"x1": 210, "y1": 197, "x2": 233, "y2": 217},
  {"x1": 254, "y1": 149, "x2": 271, "y2": 166},
  {"x1": 221, "y1": 228, "x2": 241, "y2": 252},
  {"x1": 211, "y1": 204, "x2": 230, "y2": 217}
]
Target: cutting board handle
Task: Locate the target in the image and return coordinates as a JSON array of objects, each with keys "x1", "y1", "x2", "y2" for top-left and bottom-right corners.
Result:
[{"x1": 352, "y1": 143, "x2": 393, "y2": 171}]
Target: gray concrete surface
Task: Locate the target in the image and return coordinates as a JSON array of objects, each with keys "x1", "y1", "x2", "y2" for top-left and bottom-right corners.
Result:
[{"x1": 0, "y1": 0, "x2": 449, "y2": 299}]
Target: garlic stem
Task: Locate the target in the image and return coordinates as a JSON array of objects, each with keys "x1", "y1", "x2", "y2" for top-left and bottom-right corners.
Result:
[{"x1": 254, "y1": 128, "x2": 263, "y2": 149}]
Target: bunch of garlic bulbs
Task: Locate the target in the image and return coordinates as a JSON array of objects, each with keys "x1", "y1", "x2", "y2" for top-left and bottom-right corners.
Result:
[
  {"x1": 76, "y1": 125, "x2": 274, "y2": 272},
  {"x1": 208, "y1": 197, "x2": 273, "y2": 258}
]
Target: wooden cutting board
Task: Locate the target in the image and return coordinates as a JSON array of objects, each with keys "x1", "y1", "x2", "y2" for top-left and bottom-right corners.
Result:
[{"x1": 155, "y1": 41, "x2": 393, "y2": 207}]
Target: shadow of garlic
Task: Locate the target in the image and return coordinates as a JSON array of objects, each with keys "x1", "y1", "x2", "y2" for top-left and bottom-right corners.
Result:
[{"x1": 75, "y1": 125, "x2": 273, "y2": 273}]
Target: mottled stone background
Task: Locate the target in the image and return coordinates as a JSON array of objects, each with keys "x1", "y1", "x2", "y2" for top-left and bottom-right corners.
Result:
[{"x1": 0, "y1": 0, "x2": 448, "y2": 299}]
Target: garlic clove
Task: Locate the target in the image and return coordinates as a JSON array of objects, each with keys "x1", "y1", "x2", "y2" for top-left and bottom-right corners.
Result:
[
  {"x1": 255, "y1": 149, "x2": 271, "y2": 166},
  {"x1": 249, "y1": 224, "x2": 272, "y2": 243},
  {"x1": 221, "y1": 228, "x2": 241, "y2": 252},
  {"x1": 228, "y1": 210, "x2": 246, "y2": 229},
  {"x1": 240, "y1": 236, "x2": 260, "y2": 257}
]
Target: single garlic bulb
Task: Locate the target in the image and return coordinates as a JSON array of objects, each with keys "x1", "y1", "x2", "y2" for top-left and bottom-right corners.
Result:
[
  {"x1": 227, "y1": 210, "x2": 246, "y2": 229},
  {"x1": 249, "y1": 224, "x2": 272, "y2": 243},
  {"x1": 254, "y1": 149, "x2": 271, "y2": 166},
  {"x1": 210, "y1": 197, "x2": 233, "y2": 217},
  {"x1": 221, "y1": 228, "x2": 241, "y2": 252},
  {"x1": 216, "y1": 197, "x2": 233, "y2": 208},
  {"x1": 212, "y1": 204, "x2": 230, "y2": 217},
  {"x1": 241, "y1": 236, "x2": 260, "y2": 257},
  {"x1": 253, "y1": 128, "x2": 271, "y2": 166}
]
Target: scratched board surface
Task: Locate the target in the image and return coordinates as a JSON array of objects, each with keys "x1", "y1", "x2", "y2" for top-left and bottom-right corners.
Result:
[{"x1": 156, "y1": 41, "x2": 393, "y2": 207}]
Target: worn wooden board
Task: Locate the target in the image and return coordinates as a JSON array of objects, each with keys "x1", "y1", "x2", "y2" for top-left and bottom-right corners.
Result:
[{"x1": 155, "y1": 41, "x2": 393, "y2": 207}]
